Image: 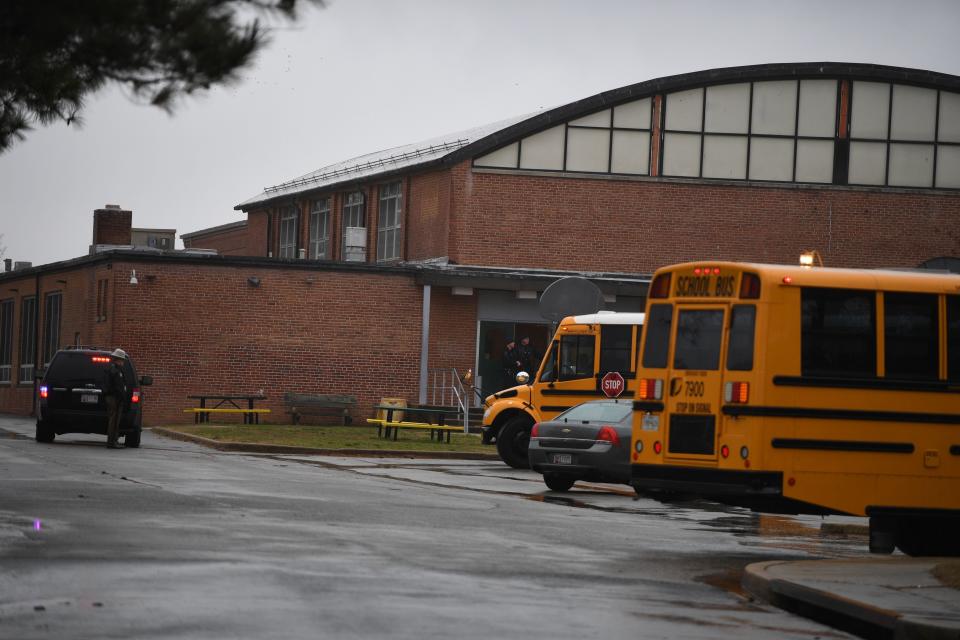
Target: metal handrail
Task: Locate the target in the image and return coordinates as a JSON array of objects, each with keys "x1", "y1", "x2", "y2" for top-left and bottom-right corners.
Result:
[{"x1": 426, "y1": 367, "x2": 476, "y2": 433}]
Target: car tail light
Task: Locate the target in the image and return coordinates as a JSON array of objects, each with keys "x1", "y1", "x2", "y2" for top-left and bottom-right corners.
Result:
[
  {"x1": 637, "y1": 378, "x2": 663, "y2": 400},
  {"x1": 724, "y1": 382, "x2": 749, "y2": 404},
  {"x1": 720, "y1": 444, "x2": 730, "y2": 459},
  {"x1": 653, "y1": 440, "x2": 662, "y2": 454},
  {"x1": 649, "y1": 273, "x2": 671, "y2": 298},
  {"x1": 530, "y1": 422, "x2": 539, "y2": 438},
  {"x1": 596, "y1": 426, "x2": 620, "y2": 447},
  {"x1": 131, "y1": 388, "x2": 141, "y2": 404},
  {"x1": 39, "y1": 385, "x2": 48, "y2": 399}
]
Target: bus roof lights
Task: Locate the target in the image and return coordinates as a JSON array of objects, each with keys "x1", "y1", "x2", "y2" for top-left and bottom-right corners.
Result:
[
  {"x1": 739, "y1": 273, "x2": 761, "y2": 299},
  {"x1": 782, "y1": 276, "x2": 793, "y2": 285}
]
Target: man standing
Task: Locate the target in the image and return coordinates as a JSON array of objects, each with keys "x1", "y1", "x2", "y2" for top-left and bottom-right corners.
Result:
[
  {"x1": 502, "y1": 339, "x2": 522, "y2": 387},
  {"x1": 104, "y1": 357, "x2": 127, "y2": 448},
  {"x1": 518, "y1": 336, "x2": 540, "y2": 374}
]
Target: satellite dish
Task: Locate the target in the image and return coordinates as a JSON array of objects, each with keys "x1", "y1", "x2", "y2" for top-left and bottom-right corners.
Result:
[{"x1": 538, "y1": 276, "x2": 604, "y2": 322}]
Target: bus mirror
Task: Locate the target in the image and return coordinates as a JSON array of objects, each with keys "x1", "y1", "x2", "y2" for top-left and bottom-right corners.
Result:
[{"x1": 515, "y1": 371, "x2": 530, "y2": 384}]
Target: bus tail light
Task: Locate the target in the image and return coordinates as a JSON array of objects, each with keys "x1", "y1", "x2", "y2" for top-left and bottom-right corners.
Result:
[
  {"x1": 596, "y1": 426, "x2": 620, "y2": 447},
  {"x1": 720, "y1": 444, "x2": 730, "y2": 459},
  {"x1": 638, "y1": 378, "x2": 663, "y2": 400},
  {"x1": 739, "y1": 272, "x2": 761, "y2": 299},
  {"x1": 39, "y1": 385, "x2": 48, "y2": 399},
  {"x1": 653, "y1": 440, "x2": 662, "y2": 454},
  {"x1": 724, "y1": 382, "x2": 749, "y2": 404},
  {"x1": 649, "y1": 273, "x2": 671, "y2": 298},
  {"x1": 131, "y1": 388, "x2": 141, "y2": 404}
]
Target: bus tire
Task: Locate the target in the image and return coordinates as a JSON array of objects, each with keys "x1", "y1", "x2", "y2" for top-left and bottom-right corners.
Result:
[
  {"x1": 868, "y1": 516, "x2": 896, "y2": 554},
  {"x1": 895, "y1": 517, "x2": 960, "y2": 557},
  {"x1": 496, "y1": 416, "x2": 532, "y2": 469}
]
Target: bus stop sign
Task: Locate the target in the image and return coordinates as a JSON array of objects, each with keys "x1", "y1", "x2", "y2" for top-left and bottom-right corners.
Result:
[{"x1": 601, "y1": 371, "x2": 625, "y2": 398}]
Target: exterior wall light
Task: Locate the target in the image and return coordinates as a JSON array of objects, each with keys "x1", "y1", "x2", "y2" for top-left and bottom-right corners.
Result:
[
  {"x1": 799, "y1": 250, "x2": 823, "y2": 268},
  {"x1": 248, "y1": 276, "x2": 261, "y2": 287},
  {"x1": 129, "y1": 269, "x2": 139, "y2": 285}
]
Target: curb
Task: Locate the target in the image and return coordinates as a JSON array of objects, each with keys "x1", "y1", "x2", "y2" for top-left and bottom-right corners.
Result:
[
  {"x1": 150, "y1": 428, "x2": 501, "y2": 460},
  {"x1": 743, "y1": 561, "x2": 958, "y2": 640}
]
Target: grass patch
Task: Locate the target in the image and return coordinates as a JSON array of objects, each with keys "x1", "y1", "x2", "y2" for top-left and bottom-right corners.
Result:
[
  {"x1": 933, "y1": 561, "x2": 960, "y2": 590},
  {"x1": 163, "y1": 423, "x2": 493, "y2": 454}
]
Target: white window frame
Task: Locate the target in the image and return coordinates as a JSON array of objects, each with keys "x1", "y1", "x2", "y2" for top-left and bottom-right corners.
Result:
[
  {"x1": 309, "y1": 198, "x2": 330, "y2": 260},
  {"x1": 278, "y1": 205, "x2": 299, "y2": 258},
  {"x1": 377, "y1": 182, "x2": 402, "y2": 262},
  {"x1": 19, "y1": 296, "x2": 35, "y2": 385},
  {"x1": 0, "y1": 299, "x2": 12, "y2": 384}
]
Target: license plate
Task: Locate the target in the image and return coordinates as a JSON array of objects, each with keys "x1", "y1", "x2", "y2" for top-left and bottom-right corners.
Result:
[
  {"x1": 81, "y1": 394, "x2": 99, "y2": 404},
  {"x1": 641, "y1": 414, "x2": 660, "y2": 431},
  {"x1": 551, "y1": 453, "x2": 572, "y2": 465}
]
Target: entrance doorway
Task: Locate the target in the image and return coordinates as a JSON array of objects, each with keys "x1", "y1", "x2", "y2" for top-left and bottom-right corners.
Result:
[{"x1": 477, "y1": 321, "x2": 551, "y2": 396}]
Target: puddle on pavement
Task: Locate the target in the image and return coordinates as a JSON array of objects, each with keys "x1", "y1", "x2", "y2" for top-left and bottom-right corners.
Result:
[{"x1": 0, "y1": 427, "x2": 30, "y2": 441}]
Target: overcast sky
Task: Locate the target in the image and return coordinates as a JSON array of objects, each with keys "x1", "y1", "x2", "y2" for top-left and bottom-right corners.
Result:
[{"x1": 2, "y1": 0, "x2": 959, "y2": 267}]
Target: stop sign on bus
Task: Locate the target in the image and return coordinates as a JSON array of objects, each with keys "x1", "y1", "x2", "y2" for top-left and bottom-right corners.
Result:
[{"x1": 601, "y1": 371, "x2": 625, "y2": 398}]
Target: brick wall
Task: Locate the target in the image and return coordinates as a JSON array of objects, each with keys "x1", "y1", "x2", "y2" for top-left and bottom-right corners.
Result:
[
  {"x1": 407, "y1": 169, "x2": 452, "y2": 260},
  {"x1": 449, "y1": 161, "x2": 960, "y2": 272},
  {"x1": 183, "y1": 224, "x2": 249, "y2": 256},
  {"x1": 92, "y1": 206, "x2": 132, "y2": 246}
]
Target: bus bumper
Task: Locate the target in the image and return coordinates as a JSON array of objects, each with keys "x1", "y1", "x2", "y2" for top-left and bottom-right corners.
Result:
[{"x1": 632, "y1": 464, "x2": 782, "y2": 496}]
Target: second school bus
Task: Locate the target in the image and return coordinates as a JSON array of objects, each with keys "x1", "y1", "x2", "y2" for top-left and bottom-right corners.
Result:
[{"x1": 630, "y1": 261, "x2": 960, "y2": 556}]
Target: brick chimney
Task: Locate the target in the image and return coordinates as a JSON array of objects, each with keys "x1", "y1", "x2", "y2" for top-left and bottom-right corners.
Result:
[{"x1": 92, "y1": 204, "x2": 133, "y2": 246}]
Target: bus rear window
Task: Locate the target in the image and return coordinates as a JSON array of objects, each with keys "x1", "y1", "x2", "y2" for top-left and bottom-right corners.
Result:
[
  {"x1": 673, "y1": 309, "x2": 724, "y2": 371},
  {"x1": 801, "y1": 288, "x2": 875, "y2": 378},
  {"x1": 884, "y1": 293, "x2": 938, "y2": 380},
  {"x1": 727, "y1": 305, "x2": 756, "y2": 371},
  {"x1": 642, "y1": 304, "x2": 672, "y2": 368}
]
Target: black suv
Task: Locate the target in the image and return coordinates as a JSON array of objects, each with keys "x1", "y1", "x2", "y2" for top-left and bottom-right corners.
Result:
[{"x1": 36, "y1": 347, "x2": 153, "y2": 447}]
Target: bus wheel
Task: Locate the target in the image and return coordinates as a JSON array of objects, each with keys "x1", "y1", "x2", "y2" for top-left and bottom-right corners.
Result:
[
  {"x1": 868, "y1": 516, "x2": 896, "y2": 555},
  {"x1": 896, "y1": 518, "x2": 960, "y2": 557},
  {"x1": 496, "y1": 416, "x2": 532, "y2": 469}
]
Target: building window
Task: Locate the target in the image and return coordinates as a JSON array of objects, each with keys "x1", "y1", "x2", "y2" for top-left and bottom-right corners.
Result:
[
  {"x1": 0, "y1": 299, "x2": 12, "y2": 383},
  {"x1": 278, "y1": 205, "x2": 299, "y2": 258},
  {"x1": 43, "y1": 292, "x2": 62, "y2": 366},
  {"x1": 19, "y1": 296, "x2": 36, "y2": 384},
  {"x1": 849, "y1": 83, "x2": 960, "y2": 188},
  {"x1": 342, "y1": 191, "x2": 366, "y2": 262},
  {"x1": 96, "y1": 279, "x2": 108, "y2": 322},
  {"x1": 309, "y1": 198, "x2": 330, "y2": 259},
  {"x1": 377, "y1": 182, "x2": 402, "y2": 261},
  {"x1": 662, "y1": 80, "x2": 837, "y2": 184}
]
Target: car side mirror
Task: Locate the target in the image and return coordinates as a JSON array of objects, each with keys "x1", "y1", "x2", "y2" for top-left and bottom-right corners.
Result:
[{"x1": 139, "y1": 375, "x2": 153, "y2": 386}]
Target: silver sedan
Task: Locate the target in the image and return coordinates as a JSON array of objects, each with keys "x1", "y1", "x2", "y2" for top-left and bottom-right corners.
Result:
[{"x1": 528, "y1": 399, "x2": 633, "y2": 492}]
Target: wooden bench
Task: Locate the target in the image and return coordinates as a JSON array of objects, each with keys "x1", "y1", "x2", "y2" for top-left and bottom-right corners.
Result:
[
  {"x1": 285, "y1": 392, "x2": 356, "y2": 425},
  {"x1": 183, "y1": 408, "x2": 271, "y2": 424},
  {"x1": 366, "y1": 418, "x2": 463, "y2": 443}
]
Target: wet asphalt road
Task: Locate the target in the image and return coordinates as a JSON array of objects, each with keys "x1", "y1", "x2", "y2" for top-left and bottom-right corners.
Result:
[{"x1": 0, "y1": 415, "x2": 867, "y2": 639}]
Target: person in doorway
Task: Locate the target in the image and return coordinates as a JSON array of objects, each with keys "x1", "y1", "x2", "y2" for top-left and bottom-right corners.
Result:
[
  {"x1": 502, "y1": 339, "x2": 523, "y2": 383},
  {"x1": 518, "y1": 336, "x2": 541, "y2": 374},
  {"x1": 104, "y1": 355, "x2": 128, "y2": 448}
]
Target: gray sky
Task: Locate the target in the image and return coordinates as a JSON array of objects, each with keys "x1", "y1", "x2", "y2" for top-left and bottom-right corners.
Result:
[{"x1": 2, "y1": 0, "x2": 959, "y2": 267}]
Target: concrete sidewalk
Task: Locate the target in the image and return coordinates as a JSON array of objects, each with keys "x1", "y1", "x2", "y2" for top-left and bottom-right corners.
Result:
[{"x1": 743, "y1": 558, "x2": 960, "y2": 639}]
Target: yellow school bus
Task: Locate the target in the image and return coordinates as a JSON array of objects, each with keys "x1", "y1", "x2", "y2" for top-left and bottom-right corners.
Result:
[
  {"x1": 482, "y1": 311, "x2": 645, "y2": 469},
  {"x1": 630, "y1": 261, "x2": 960, "y2": 556}
]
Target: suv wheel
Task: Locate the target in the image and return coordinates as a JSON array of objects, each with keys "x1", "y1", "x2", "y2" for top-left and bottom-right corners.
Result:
[
  {"x1": 35, "y1": 420, "x2": 55, "y2": 443},
  {"x1": 125, "y1": 430, "x2": 142, "y2": 448}
]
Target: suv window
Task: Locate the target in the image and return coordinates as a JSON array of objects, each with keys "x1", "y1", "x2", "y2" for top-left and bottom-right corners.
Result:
[{"x1": 46, "y1": 352, "x2": 135, "y2": 386}]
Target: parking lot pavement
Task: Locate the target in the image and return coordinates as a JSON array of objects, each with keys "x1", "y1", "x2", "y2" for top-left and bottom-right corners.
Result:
[{"x1": 744, "y1": 558, "x2": 960, "y2": 639}]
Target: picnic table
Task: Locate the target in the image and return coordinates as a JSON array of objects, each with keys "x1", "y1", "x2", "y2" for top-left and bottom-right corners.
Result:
[
  {"x1": 185, "y1": 393, "x2": 270, "y2": 424},
  {"x1": 367, "y1": 405, "x2": 464, "y2": 443}
]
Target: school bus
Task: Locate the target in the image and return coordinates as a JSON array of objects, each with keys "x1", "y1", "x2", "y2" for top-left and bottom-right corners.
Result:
[
  {"x1": 481, "y1": 311, "x2": 645, "y2": 469},
  {"x1": 630, "y1": 261, "x2": 960, "y2": 556}
]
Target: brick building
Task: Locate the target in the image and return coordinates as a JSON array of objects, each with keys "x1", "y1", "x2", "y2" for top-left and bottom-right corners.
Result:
[{"x1": 1, "y1": 62, "x2": 958, "y2": 425}]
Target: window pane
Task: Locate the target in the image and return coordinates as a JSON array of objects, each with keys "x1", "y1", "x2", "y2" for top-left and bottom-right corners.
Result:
[
  {"x1": 569, "y1": 109, "x2": 610, "y2": 128},
  {"x1": 611, "y1": 130, "x2": 650, "y2": 175},
  {"x1": 475, "y1": 143, "x2": 518, "y2": 168},
  {"x1": 662, "y1": 133, "x2": 701, "y2": 177},
  {"x1": 519, "y1": 125, "x2": 565, "y2": 170},
  {"x1": 891, "y1": 85, "x2": 937, "y2": 141},
  {"x1": 702, "y1": 135, "x2": 747, "y2": 179},
  {"x1": 851, "y1": 81, "x2": 890, "y2": 139},
  {"x1": 0, "y1": 299, "x2": 12, "y2": 383},
  {"x1": 43, "y1": 293, "x2": 61, "y2": 365},
  {"x1": 665, "y1": 88, "x2": 703, "y2": 132},
  {"x1": 19, "y1": 297, "x2": 36, "y2": 384},
  {"x1": 642, "y1": 304, "x2": 672, "y2": 369},
  {"x1": 884, "y1": 292, "x2": 938, "y2": 380},
  {"x1": 705, "y1": 83, "x2": 750, "y2": 134},
  {"x1": 938, "y1": 91, "x2": 960, "y2": 143},
  {"x1": 539, "y1": 342, "x2": 558, "y2": 383},
  {"x1": 673, "y1": 309, "x2": 724, "y2": 371},
  {"x1": 749, "y1": 137, "x2": 794, "y2": 181},
  {"x1": 566, "y1": 128, "x2": 610, "y2": 172},
  {"x1": 935, "y1": 145, "x2": 960, "y2": 188},
  {"x1": 888, "y1": 143, "x2": 934, "y2": 187},
  {"x1": 559, "y1": 335, "x2": 595, "y2": 381},
  {"x1": 752, "y1": 80, "x2": 797, "y2": 136},
  {"x1": 727, "y1": 305, "x2": 756, "y2": 371},
  {"x1": 848, "y1": 141, "x2": 887, "y2": 185},
  {"x1": 948, "y1": 296, "x2": 960, "y2": 381},
  {"x1": 795, "y1": 139, "x2": 835, "y2": 183},
  {"x1": 613, "y1": 98, "x2": 651, "y2": 129},
  {"x1": 798, "y1": 79, "x2": 837, "y2": 137},
  {"x1": 599, "y1": 324, "x2": 632, "y2": 375},
  {"x1": 801, "y1": 288, "x2": 876, "y2": 378}
]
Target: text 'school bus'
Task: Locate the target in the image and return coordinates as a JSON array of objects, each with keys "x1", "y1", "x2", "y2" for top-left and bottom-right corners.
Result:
[
  {"x1": 482, "y1": 312, "x2": 645, "y2": 469},
  {"x1": 630, "y1": 261, "x2": 960, "y2": 556}
]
